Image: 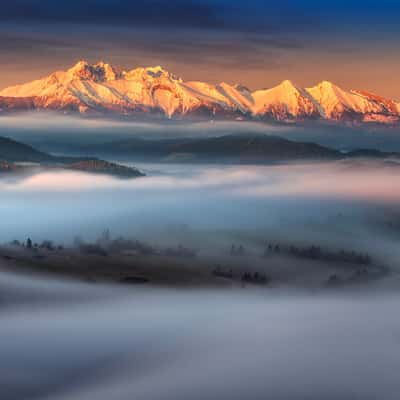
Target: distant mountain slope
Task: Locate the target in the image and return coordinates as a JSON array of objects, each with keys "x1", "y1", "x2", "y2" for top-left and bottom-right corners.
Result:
[
  {"x1": 78, "y1": 135, "x2": 341, "y2": 163},
  {"x1": 0, "y1": 60, "x2": 399, "y2": 124},
  {"x1": 1, "y1": 134, "x2": 398, "y2": 168},
  {"x1": 67, "y1": 159, "x2": 144, "y2": 178},
  {"x1": 0, "y1": 137, "x2": 53, "y2": 162},
  {"x1": 0, "y1": 136, "x2": 143, "y2": 177},
  {"x1": 160, "y1": 135, "x2": 341, "y2": 161},
  {"x1": 81, "y1": 134, "x2": 400, "y2": 164}
]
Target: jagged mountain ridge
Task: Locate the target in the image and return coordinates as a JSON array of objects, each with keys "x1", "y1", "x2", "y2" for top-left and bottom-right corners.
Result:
[{"x1": 0, "y1": 60, "x2": 399, "y2": 124}]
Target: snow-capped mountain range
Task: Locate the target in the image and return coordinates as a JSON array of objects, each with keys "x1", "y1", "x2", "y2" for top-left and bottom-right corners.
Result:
[{"x1": 0, "y1": 60, "x2": 399, "y2": 124}]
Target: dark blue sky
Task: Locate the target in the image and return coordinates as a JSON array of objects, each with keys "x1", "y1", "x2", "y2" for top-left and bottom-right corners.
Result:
[
  {"x1": 0, "y1": 1, "x2": 399, "y2": 98},
  {"x1": 1, "y1": 0, "x2": 399, "y2": 32}
]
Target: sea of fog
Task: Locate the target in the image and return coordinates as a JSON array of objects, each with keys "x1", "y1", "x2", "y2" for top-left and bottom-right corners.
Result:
[
  {"x1": 0, "y1": 160, "x2": 400, "y2": 260},
  {"x1": 1, "y1": 272, "x2": 400, "y2": 400},
  {"x1": 2, "y1": 159, "x2": 400, "y2": 399}
]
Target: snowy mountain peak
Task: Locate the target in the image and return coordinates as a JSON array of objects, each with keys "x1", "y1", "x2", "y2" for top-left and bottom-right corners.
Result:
[
  {"x1": 67, "y1": 60, "x2": 123, "y2": 82},
  {"x1": 278, "y1": 79, "x2": 297, "y2": 89},
  {"x1": 124, "y1": 65, "x2": 181, "y2": 83},
  {"x1": 145, "y1": 65, "x2": 168, "y2": 75},
  {"x1": 0, "y1": 61, "x2": 398, "y2": 124},
  {"x1": 316, "y1": 80, "x2": 335, "y2": 88},
  {"x1": 251, "y1": 79, "x2": 320, "y2": 120}
]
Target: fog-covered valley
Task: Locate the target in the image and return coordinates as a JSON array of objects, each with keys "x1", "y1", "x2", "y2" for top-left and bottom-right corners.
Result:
[
  {"x1": 2, "y1": 160, "x2": 400, "y2": 253},
  {"x1": 2, "y1": 117, "x2": 400, "y2": 399}
]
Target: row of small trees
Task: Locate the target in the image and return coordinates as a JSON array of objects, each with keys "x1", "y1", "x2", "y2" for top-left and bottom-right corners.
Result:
[
  {"x1": 11, "y1": 238, "x2": 63, "y2": 251},
  {"x1": 229, "y1": 241, "x2": 372, "y2": 266},
  {"x1": 264, "y1": 242, "x2": 371, "y2": 265}
]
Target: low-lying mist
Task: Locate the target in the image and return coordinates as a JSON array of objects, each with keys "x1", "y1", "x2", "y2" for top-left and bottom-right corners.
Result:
[
  {"x1": 1, "y1": 273, "x2": 400, "y2": 400},
  {"x1": 1, "y1": 160, "x2": 400, "y2": 267},
  {"x1": 2, "y1": 112, "x2": 400, "y2": 153},
  {"x1": 0, "y1": 113, "x2": 291, "y2": 151},
  {"x1": 2, "y1": 144, "x2": 400, "y2": 398}
]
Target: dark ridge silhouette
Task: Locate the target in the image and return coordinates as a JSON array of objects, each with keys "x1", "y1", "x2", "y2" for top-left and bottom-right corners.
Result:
[
  {"x1": 0, "y1": 136, "x2": 144, "y2": 177},
  {"x1": 84, "y1": 134, "x2": 400, "y2": 164},
  {"x1": 67, "y1": 159, "x2": 144, "y2": 178},
  {"x1": 0, "y1": 136, "x2": 53, "y2": 163}
]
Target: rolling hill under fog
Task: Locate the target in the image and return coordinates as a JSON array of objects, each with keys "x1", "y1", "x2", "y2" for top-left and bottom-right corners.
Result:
[
  {"x1": 77, "y1": 134, "x2": 400, "y2": 163},
  {"x1": 1, "y1": 134, "x2": 400, "y2": 166},
  {"x1": 0, "y1": 136, "x2": 144, "y2": 178}
]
